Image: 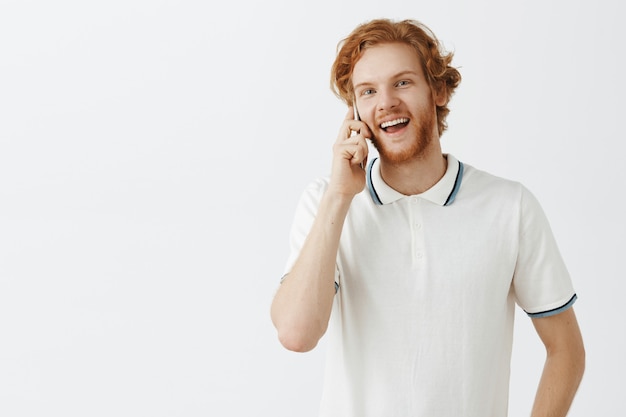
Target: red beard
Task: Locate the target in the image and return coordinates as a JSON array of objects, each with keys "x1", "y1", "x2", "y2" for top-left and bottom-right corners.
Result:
[{"x1": 370, "y1": 103, "x2": 437, "y2": 164}]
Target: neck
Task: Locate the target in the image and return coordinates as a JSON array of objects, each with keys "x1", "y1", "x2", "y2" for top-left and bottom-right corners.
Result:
[{"x1": 379, "y1": 143, "x2": 447, "y2": 196}]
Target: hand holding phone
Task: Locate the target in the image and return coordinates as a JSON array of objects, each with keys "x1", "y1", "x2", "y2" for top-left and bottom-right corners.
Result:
[
  {"x1": 328, "y1": 106, "x2": 370, "y2": 196},
  {"x1": 352, "y1": 104, "x2": 365, "y2": 169}
]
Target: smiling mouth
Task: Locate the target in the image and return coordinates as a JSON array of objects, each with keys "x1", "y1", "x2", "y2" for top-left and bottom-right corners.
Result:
[{"x1": 380, "y1": 118, "x2": 409, "y2": 133}]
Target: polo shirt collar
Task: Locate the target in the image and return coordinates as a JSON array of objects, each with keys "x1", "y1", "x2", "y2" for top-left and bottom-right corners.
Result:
[{"x1": 366, "y1": 154, "x2": 464, "y2": 206}]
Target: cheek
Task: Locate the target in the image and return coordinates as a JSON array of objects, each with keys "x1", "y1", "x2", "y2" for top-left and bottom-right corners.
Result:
[
  {"x1": 357, "y1": 102, "x2": 376, "y2": 125},
  {"x1": 365, "y1": 117, "x2": 381, "y2": 136}
]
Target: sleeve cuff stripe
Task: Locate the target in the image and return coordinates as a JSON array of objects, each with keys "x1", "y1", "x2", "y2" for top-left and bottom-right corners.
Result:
[{"x1": 525, "y1": 294, "x2": 577, "y2": 318}]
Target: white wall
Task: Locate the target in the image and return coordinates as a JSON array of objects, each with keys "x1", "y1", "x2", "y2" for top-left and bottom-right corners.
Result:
[{"x1": 0, "y1": 0, "x2": 623, "y2": 415}]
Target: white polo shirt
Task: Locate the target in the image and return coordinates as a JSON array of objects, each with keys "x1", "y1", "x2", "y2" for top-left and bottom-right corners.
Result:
[{"x1": 283, "y1": 154, "x2": 576, "y2": 417}]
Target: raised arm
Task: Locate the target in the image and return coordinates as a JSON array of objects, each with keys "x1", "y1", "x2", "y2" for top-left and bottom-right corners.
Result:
[
  {"x1": 530, "y1": 307, "x2": 585, "y2": 417},
  {"x1": 270, "y1": 108, "x2": 370, "y2": 352}
]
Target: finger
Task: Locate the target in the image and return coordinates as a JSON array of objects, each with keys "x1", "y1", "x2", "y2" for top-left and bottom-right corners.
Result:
[
  {"x1": 340, "y1": 134, "x2": 368, "y2": 149},
  {"x1": 342, "y1": 120, "x2": 360, "y2": 139},
  {"x1": 345, "y1": 107, "x2": 362, "y2": 135},
  {"x1": 341, "y1": 122, "x2": 371, "y2": 142},
  {"x1": 336, "y1": 138, "x2": 368, "y2": 165},
  {"x1": 337, "y1": 109, "x2": 371, "y2": 143},
  {"x1": 345, "y1": 106, "x2": 356, "y2": 121},
  {"x1": 350, "y1": 143, "x2": 369, "y2": 166}
]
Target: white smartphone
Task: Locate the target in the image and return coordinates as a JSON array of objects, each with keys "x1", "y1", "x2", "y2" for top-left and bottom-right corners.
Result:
[{"x1": 351, "y1": 104, "x2": 360, "y2": 137}]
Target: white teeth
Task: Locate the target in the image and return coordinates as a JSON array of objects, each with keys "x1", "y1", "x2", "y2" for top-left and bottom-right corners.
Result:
[{"x1": 380, "y1": 118, "x2": 409, "y2": 129}]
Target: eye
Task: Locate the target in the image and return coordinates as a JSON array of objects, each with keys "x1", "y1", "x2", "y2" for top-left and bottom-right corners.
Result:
[
  {"x1": 396, "y1": 80, "x2": 410, "y2": 87},
  {"x1": 361, "y1": 88, "x2": 375, "y2": 96}
]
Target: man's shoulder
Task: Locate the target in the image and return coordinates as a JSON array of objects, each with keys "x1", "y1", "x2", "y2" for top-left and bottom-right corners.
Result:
[
  {"x1": 455, "y1": 162, "x2": 539, "y2": 212},
  {"x1": 299, "y1": 176, "x2": 330, "y2": 200},
  {"x1": 462, "y1": 162, "x2": 525, "y2": 194}
]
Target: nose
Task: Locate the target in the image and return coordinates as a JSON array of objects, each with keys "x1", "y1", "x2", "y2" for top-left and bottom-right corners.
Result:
[{"x1": 376, "y1": 87, "x2": 400, "y2": 113}]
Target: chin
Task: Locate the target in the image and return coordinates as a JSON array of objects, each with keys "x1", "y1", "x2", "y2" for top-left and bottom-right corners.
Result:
[
  {"x1": 373, "y1": 113, "x2": 437, "y2": 164},
  {"x1": 372, "y1": 134, "x2": 431, "y2": 164}
]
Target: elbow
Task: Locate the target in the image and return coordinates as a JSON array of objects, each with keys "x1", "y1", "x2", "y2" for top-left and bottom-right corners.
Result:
[
  {"x1": 270, "y1": 302, "x2": 327, "y2": 353},
  {"x1": 270, "y1": 292, "x2": 332, "y2": 353},
  {"x1": 272, "y1": 313, "x2": 326, "y2": 352},
  {"x1": 277, "y1": 327, "x2": 322, "y2": 353}
]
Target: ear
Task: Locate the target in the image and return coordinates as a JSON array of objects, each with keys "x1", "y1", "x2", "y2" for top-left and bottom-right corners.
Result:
[{"x1": 432, "y1": 83, "x2": 448, "y2": 107}]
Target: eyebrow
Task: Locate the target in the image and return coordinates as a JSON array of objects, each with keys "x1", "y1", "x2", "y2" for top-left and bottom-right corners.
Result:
[{"x1": 353, "y1": 70, "x2": 422, "y2": 91}]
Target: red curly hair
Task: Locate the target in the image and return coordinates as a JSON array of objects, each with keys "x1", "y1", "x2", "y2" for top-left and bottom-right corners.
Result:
[{"x1": 331, "y1": 18, "x2": 461, "y2": 135}]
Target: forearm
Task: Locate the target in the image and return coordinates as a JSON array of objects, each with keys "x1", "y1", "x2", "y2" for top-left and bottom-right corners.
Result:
[
  {"x1": 270, "y1": 191, "x2": 353, "y2": 352},
  {"x1": 530, "y1": 347, "x2": 585, "y2": 417}
]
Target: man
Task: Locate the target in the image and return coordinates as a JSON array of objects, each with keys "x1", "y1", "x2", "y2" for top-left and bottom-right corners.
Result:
[{"x1": 270, "y1": 18, "x2": 584, "y2": 417}]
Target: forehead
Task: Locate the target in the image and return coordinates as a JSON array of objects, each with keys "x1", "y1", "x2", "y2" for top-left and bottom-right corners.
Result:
[{"x1": 352, "y1": 42, "x2": 425, "y2": 85}]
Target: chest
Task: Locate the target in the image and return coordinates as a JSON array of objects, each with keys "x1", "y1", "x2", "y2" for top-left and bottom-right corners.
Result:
[{"x1": 337, "y1": 196, "x2": 520, "y2": 308}]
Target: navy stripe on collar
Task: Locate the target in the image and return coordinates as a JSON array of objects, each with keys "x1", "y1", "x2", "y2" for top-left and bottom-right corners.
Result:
[
  {"x1": 366, "y1": 158, "x2": 383, "y2": 205},
  {"x1": 444, "y1": 160, "x2": 464, "y2": 206}
]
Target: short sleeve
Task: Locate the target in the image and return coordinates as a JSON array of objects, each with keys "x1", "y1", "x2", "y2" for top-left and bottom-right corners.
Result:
[
  {"x1": 512, "y1": 186, "x2": 577, "y2": 317},
  {"x1": 281, "y1": 178, "x2": 341, "y2": 290}
]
